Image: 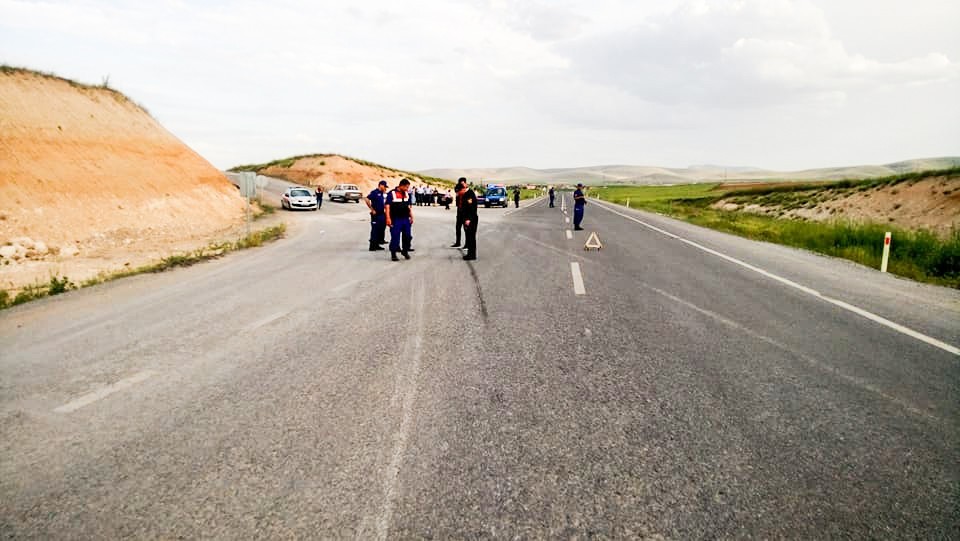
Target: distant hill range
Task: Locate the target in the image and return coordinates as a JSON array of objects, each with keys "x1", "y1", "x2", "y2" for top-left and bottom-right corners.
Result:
[{"x1": 419, "y1": 157, "x2": 960, "y2": 185}]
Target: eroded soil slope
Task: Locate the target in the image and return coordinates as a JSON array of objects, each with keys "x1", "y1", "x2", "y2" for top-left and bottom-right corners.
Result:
[
  {"x1": 235, "y1": 154, "x2": 449, "y2": 196},
  {"x1": 0, "y1": 68, "x2": 246, "y2": 292},
  {"x1": 714, "y1": 174, "x2": 960, "y2": 237}
]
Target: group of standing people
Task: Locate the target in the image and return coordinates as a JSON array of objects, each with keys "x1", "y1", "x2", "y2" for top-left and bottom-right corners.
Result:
[
  {"x1": 364, "y1": 178, "x2": 586, "y2": 262},
  {"x1": 411, "y1": 185, "x2": 448, "y2": 207},
  {"x1": 365, "y1": 178, "x2": 476, "y2": 262}
]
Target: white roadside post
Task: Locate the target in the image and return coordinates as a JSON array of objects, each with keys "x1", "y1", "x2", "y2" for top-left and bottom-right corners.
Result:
[
  {"x1": 880, "y1": 231, "x2": 892, "y2": 273},
  {"x1": 626, "y1": 197, "x2": 630, "y2": 209},
  {"x1": 239, "y1": 171, "x2": 256, "y2": 238}
]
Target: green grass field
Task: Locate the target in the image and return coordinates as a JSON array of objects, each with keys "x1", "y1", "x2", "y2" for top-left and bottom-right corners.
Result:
[{"x1": 593, "y1": 183, "x2": 723, "y2": 206}]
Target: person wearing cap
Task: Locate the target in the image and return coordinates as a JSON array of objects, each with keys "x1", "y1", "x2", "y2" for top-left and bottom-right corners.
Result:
[
  {"x1": 365, "y1": 180, "x2": 389, "y2": 251},
  {"x1": 573, "y1": 182, "x2": 586, "y2": 230},
  {"x1": 385, "y1": 179, "x2": 414, "y2": 261}
]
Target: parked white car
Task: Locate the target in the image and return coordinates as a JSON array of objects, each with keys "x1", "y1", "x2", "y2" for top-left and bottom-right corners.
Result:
[
  {"x1": 328, "y1": 183, "x2": 362, "y2": 203},
  {"x1": 280, "y1": 187, "x2": 318, "y2": 211}
]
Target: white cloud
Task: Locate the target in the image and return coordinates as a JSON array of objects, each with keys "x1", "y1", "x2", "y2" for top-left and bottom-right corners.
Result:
[
  {"x1": 565, "y1": 0, "x2": 959, "y2": 108},
  {"x1": 0, "y1": 0, "x2": 957, "y2": 170}
]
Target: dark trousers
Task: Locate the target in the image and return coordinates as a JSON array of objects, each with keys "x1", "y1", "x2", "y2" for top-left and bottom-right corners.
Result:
[
  {"x1": 514, "y1": 198, "x2": 519, "y2": 208},
  {"x1": 370, "y1": 213, "x2": 386, "y2": 245},
  {"x1": 389, "y1": 218, "x2": 412, "y2": 253},
  {"x1": 464, "y1": 217, "x2": 478, "y2": 257},
  {"x1": 549, "y1": 195, "x2": 555, "y2": 207},
  {"x1": 454, "y1": 216, "x2": 464, "y2": 245},
  {"x1": 574, "y1": 206, "x2": 584, "y2": 228}
]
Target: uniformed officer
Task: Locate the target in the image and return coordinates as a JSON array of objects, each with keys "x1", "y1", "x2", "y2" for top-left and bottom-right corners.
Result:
[
  {"x1": 573, "y1": 182, "x2": 586, "y2": 230},
  {"x1": 365, "y1": 180, "x2": 388, "y2": 251},
  {"x1": 450, "y1": 177, "x2": 466, "y2": 248},
  {"x1": 459, "y1": 182, "x2": 479, "y2": 260},
  {"x1": 385, "y1": 179, "x2": 414, "y2": 261},
  {"x1": 513, "y1": 187, "x2": 520, "y2": 208},
  {"x1": 548, "y1": 186, "x2": 555, "y2": 207}
]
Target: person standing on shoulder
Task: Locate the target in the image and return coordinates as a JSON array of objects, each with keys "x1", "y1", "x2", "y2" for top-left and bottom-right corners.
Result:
[
  {"x1": 513, "y1": 187, "x2": 520, "y2": 208},
  {"x1": 459, "y1": 182, "x2": 479, "y2": 261},
  {"x1": 385, "y1": 179, "x2": 414, "y2": 261},
  {"x1": 315, "y1": 186, "x2": 324, "y2": 209},
  {"x1": 548, "y1": 186, "x2": 555, "y2": 208},
  {"x1": 573, "y1": 182, "x2": 586, "y2": 230},
  {"x1": 365, "y1": 180, "x2": 388, "y2": 251}
]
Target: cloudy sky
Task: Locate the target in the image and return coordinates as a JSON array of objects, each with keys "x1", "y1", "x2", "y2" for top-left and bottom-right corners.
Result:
[{"x1": 1, "y1": 0, "x2": 958, "y2": 172}]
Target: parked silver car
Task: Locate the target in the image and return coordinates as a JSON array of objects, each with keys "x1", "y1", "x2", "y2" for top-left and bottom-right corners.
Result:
[
  {"x1": 328, "y1": 183, "x2": 362, "y2": 203},
  {"x1": 280, "y1": 187, "x2": 318, "y2": 211}
]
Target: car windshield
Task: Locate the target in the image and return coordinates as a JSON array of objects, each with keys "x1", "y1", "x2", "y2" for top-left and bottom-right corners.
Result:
[
  {"x1": 290, "y1": 189, "x2": 312, "y2": 197},
  {"x1": 486, "y1": 188, "x2": 505, "y2": 196}
]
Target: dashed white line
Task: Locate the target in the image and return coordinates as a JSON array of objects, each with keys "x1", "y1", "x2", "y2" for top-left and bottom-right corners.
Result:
[
  {"x1": 571, "y1": 262, "x2": 586, "y2": 295},
  {"x1": 597, "y1": 201, "x2": 960, "y2": 356},
  {"x1": 373, "y1": 280, "x2": 427, "y2": 540},
  {"x1": 565, "y1": 217, "x2": 570, "y2": 224},
  {"x1": 244, "y1": 311, "x2": 287, "y2": 331},
  {"x1": 565, "y1": 230, "x2": 573, "y2": 240},
  {"x1": 54, "y1": 370, "x2": 158, "y2": 413}
]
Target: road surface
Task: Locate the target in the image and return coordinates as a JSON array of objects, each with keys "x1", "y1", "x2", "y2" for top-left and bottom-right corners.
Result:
[{"x1": 1, "y1": 194, "x2": 957, "y2": 538}]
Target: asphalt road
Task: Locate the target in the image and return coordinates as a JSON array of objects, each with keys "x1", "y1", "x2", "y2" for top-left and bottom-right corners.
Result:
[{"x1": 1, "y1": 193, "x2": 957, "y2": 539}]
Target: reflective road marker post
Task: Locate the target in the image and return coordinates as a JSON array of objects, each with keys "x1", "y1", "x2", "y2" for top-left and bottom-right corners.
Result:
[{"x1": 881, "y1": 231, "x2": 892, "y2": 273}]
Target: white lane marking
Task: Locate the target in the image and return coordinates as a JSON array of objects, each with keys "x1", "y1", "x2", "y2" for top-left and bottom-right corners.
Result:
[
  {"x1": 565, "y1": 217, "x2": 570, "y2": 223},
  {"x1": 244, "y1": 311, "x2": 287, "y2": 331},
  {"x1": 597, "y1": 202, "x2": 960, "y2": 357},
  {"x1": 565, "y1": 230, "x2": 573, "y2": 240},
  {"x1": 650, "y1": 286, "x2": 942, "y2": 423},
  {"x1": 571, "y1": 262, "x2": 586, "y2": 295},
  {"x1": 54, "y1": 370, "x2": 158, "y2": 413},
  {"x1": 374, "y1": 281, "x2": 426, "y2": 541}
]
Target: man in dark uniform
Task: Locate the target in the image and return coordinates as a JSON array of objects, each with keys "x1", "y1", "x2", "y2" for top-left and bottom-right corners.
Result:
[
  {"x1": 385, "y1": 179, "x2": 414, "y2": 261},
  {"x1": 548, "y1": 186, "x2": 555, "y2": 207},
  {"x1": 365, "y1": 180, "x2": 388, "y2": 250},
  {"x1": 459, "y1": 182, "x2": 479, "y2": 260},
  {"x1": 450, "y1": 177, "x2": 466, "y2": 248},
  {"x1": 573, "y1": 182, "x2": 586, "y2": 230},
  {"x1": 513, "y1": 187, "x2": 520, "y2": 208}
]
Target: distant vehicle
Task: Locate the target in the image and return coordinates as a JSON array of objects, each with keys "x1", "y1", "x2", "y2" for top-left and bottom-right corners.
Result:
[
  {"x1": 329, "y1": 183, "x2": 362, "y2": 203},
  {"x1": 280, "y1": 187, "x2": 318, "y2": 211},
  {"x1": 484, "y1": 185, "x2": 508, "y2": 208}
]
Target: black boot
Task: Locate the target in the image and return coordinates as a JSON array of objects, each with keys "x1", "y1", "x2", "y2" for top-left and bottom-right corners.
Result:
[
  {"x1": 391, "y1": 252, "x2": 399, "y2": 261},
  {"x1": 401, "y1": 251, "x2": 411, "y2": 260}
]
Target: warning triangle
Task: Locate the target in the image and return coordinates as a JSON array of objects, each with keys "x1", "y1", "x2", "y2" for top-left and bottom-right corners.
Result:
[{"x1": 583, "y1": 231, "x2": 603, "y2": 251}]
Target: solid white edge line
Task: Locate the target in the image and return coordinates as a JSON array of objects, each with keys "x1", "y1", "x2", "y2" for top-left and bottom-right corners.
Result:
[
  {"x1": 571, "y1": 262, "x2": 586, "y2": 295},
  {"x1": 54, "y1": 370, "x2": 159, "y2": 413},
  {"x1": 597, "y1": 202, "x2": 960, "y2": 357}
]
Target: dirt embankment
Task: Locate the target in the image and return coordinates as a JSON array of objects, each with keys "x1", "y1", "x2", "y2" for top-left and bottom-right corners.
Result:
[
  {"x1": 714, "y1": 174, "x2": 960, "y2": 236},
  {"x1": 237, "y1": 154, "x2": 449, "y2": 196},
  {"x1": 0, "y1": 68, "x2": 246, "y2": 293}
]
